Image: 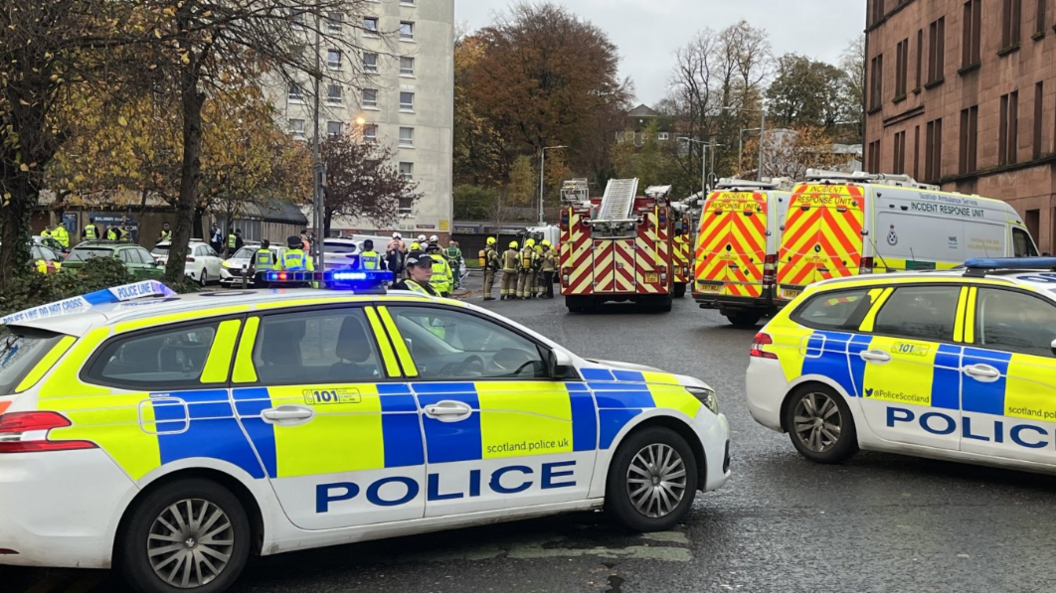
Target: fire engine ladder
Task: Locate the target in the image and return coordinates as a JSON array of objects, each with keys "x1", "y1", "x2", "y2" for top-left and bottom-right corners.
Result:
[{"x1": 596, "y1": 178, "x2": 639, "y2": 221}]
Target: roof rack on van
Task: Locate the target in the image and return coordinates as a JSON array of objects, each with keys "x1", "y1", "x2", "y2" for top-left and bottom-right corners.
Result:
[
  {"x1": 963, "y1": 257, "x2": 1056, "y2": 277},
  {"x1": 715, "y1": 178, "x2": 779, "y2": 191},
  {"x1": 804, "y1": 169, "x2": 940, "y2": 191}
]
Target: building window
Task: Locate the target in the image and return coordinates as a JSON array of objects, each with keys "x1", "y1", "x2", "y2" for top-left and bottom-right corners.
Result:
[
  {"x1": 1000, "y1": 91, "x2": 1019, "y2": 165},
  {"x1": 1035, "y1": 82, "x2": 1045, "y2": 159},
  {"x1": 928, "y1": 18, "x2": 945, "y2": 83},
  {"x1": 398, "y1": 196, "x2": 414, "y2": 215},
  {"x1": 288, "y1": 83, "x2": 304, "y2": 103},
  {"x1": 1003, "y1": 0, "x2": 1023, "y2": 49},
  {"x1": 363, "y1": 53, "x2": 378, "y2": 74},
  {"x1": 400, "y1": 57, "x2": 415, "y2": 76},
  {"x1": 363, "y1": 124, "x2": 378, "y2": 143},
  {"x1": 892, "y1": 131, "x2": 907, "y2": 174},
  {"x1": 291, "y1": 9, "x2": 305, "y2": 28},
  {"x1": 915, "y1": 29, "x2": 923, "y2": 90},
  {"x1": 963, "y1": 0, "x2": 982, "y2": 68},
  {"x1": 399, "y1": 92, "x2": 414, "y2": 111},
  {"x1": 399, "y1": 162, "x2": 413, "y2": 180},
  {"x1": 869, "y1": 53, "x2": 883, "y2": 111},
  {"x1": 658, "y1": 132, "x2": 669, "y2": 141},
  {"x1": 959, "y1": 105, "x2": 979, "y2": 174},
  {"x1": 362, "y1": 88, "x2": 378, "y2": 109},
  {"x1": 364, "y1": 17, "x2": 378, "y2": 34},
  {"x1": 326, "y1": 83, "x2": 343, "y2": 106},
  {"x1": 401, "y1": 0, "x2": 415, "y2": 5},
  {"x1": 289, "y1": 118, "x2": 305, "y2": 140},
  {"x1": 894, "y1": 38, "x2": 909, "y2": 100},
  {"x1": 1037, "y1": 0, "x2": 1048, "y2": 36},
  {"x1": 327, "y1": 49, "x2": 341, "y2": 70},
  {"x1": 327, "y1": 121, "x2": 342, "y2": 138},
  {"x1": 399, "y1": 127, "x2": 414, "y2": 147},
  {"x1": 400, "y1": 21, "x2": 414, "y2": 40},
  {"x1": 913, "y1": 125, "x2": 921, "y2": 179},
  {"x1": 327, "y1": 12, "x2": 342, "y2": 33},
  {"x1": 925, "y1": 118, "x2": 943, "y2": 182},
  {"x1": 871, "y1": 0, "x2": 886, "y2": 25},
  {"x1": 867, "y1": 140, "x2": 881, "y2": 173}
]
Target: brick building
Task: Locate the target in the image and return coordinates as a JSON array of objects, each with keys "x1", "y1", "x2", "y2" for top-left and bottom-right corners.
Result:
[{"x1": 864, "y1": 0, "x2": 1056, "y2": 253}]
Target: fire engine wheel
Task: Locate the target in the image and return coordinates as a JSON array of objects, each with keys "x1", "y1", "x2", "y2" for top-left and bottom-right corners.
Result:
[
  {"x1": 725, "y1": 311, "x2": 762, "y2": 328},
  {"x1": 672, "y1": 283, "x2": 687, "y2": 299},
  {"x1": 653, "y1": 295, "x2": 673, "y2": 313}
]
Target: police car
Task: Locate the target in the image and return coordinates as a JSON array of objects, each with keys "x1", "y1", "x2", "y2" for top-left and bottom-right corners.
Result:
[
  {"x1": 746, "y1": 258, "x2": 1056, "y2": 473},
  {"x1": 0, "y1": 271, "x2": 730, "y2": 593}
]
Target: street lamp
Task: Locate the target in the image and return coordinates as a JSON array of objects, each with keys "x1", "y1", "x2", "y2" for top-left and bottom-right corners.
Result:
[
  {"x1": 722, "y1": 104, "x2": 767, "y2": 181},
  {"x1": 678, "y1": 137, "x2": 723, "y2": 198},
  {"x1": 539, "y1": 145, "x2": 566, "y2": 224}
]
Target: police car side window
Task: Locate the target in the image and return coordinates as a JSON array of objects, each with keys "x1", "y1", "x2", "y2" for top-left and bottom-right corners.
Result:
[
  {"x1": 87, "y1": 323, "x2": 219, "y2": 387},
  {"x1": 977, "y1": 289, "x2": 1056, "y2": 358},
  {"x1": 789, "y1": 289, "x2": 871, "y2": 330},
  {"x1": 873, "y1": 286, "x2": 960, "y2": 342},
  {"x1": 253, "y1": 308, "x2": 383, "y2": 384},
  {"x1": 387, "y1": 307, "x2": 547, "y2": 380}
]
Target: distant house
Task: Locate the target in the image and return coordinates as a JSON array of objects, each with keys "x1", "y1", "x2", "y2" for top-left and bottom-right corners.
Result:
[{"x1": 618, "y1": 104, "x2": 675, "y2": 146}]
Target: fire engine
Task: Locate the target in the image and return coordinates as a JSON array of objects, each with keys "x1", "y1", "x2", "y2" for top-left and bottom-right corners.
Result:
[{"x1": 559, "y1": 178, "x2": 684, "y2": 313}]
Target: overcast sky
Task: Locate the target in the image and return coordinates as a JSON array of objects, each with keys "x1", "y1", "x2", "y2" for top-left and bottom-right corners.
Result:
[{"x1": 456, "y1": 0, "x2": 866, "y2": 106}]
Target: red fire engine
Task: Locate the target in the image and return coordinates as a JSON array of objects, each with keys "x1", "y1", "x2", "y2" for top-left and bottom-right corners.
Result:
[{"x1": 559, "y1": 178, "x2": 684, "y2": 313}]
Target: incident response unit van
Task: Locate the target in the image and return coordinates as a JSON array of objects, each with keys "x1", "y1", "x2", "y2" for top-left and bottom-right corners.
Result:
[
  {"x1": 774, "y1": 169, "x2": 1040, "y2": 306},
  {"x1": 693, "y1": 179, "x2": 792, "y2": 327}
]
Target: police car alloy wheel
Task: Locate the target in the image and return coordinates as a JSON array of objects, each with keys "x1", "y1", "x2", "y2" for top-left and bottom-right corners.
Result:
[
  {"x1": 783, "y1": 386, "x2": 858, "y2": 464},
  {"x1": 606, "y1": 427, "x2": 698, "y2": 531},
  {"x1": 120, "y1": 479, "x2": 251, "y2": 593}
]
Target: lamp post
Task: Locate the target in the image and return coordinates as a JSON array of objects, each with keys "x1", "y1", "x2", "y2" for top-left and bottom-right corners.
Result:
[
  {"x1": 539, "y1": 145, "x2": 566, "y2": 224},
  {"x1": 678, "y1": 137, "x2": 723, "y2": 198},
  {"x1": 738, "y1": 128, "x2": 762, "y2": 176},
  {"x1": 311, "y1": 12, "x2": 325, "y2": 272},
  {"x1": 723, "y1": 103, "x2": 767, "y2": 181}
]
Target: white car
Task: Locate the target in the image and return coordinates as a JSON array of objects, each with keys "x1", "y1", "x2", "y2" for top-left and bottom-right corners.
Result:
[
  {"x1": 0, "y1": 274, "x2": 730, "y2": 593},
  {"x1": 220, "y1": 245, "x2": 285, "y2": 287},
  {"x1": 152, "y1": 241, "x2": 224, "y2": 285}
]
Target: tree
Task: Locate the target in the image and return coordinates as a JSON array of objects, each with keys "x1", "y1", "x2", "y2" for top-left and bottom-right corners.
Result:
[
  {"x1": 506, "y1": 155, "x2": 535, "y2": 208},
  {"x1": 466, "y1": 2, "x2": 630, "y2": 179},
  {"x1": 840, "y1": 34, "x2": 866, "y2": 143},
  {"x1": 610, "y1": 121, "x2": 687, "y2": 193},
  {"x1": 453, "y1": 35, "x2": 505, "y2": 187},
  {"x1": 318, "y1": 134, "x2": 420, "y2": 236},
  {"x1": 745, "y1": 126, "x2": 854, "y2": 180},
  {"x1": 765, "y1": 53, "x2": 849, "y2": 131}
]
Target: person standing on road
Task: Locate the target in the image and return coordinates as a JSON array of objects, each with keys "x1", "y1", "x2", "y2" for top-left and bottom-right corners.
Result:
[
  {"x1": 393, "y1": 251, "x2": 438, "y2": 296},
  {"x1": 539, "y1": 241, "x2": 556, "y2": 299},
  {"x1": 517, "y1": 239, "x2": 538, "y2": 300},
  {"x1": 359, "y1": 240, "x2": 383, "y2": 270},
  {"x1": 157, "y1": 222, "x2": 172, "y2": 244},
  {"x1": 501, "y1": 241, "x2": 519, "y2": 300},
  {"x1": 444, "y1": 240, "x2": 463, "y2": 290},
  {"x1": 106, "y1": 225, "x2": 120, "y2": 241},
  {"x1": 426, "y1": 242, "x2": 452, "y2": 297},
  {"x1": 227, "y1": 229, "x2": 244, "y2": 257},
  {"x1": 209, "y1": 224, "x2": 223, "y2": 254},
  {"x1": 53, "y1": 223, "x2": 69, "y2": 249},
  {"x1": 480, "y1": 237, "x2": 500, "y2": 301},
  {"x1": 83, "y1": 218, "x2": 99, "y2": 241},
  {"x1": 249, "y1": 239, "x2": 277, "y2": 287}
]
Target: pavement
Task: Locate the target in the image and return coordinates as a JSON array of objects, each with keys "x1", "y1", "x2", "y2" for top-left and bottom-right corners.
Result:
[{"x1": 8, "y1": 272, "x2": 1056, "y2": 592}]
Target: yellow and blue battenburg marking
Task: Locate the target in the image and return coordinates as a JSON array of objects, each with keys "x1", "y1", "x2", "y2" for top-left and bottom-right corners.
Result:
[{"x1": 581, "y1": 368, "x2": 702, "y2": 449}]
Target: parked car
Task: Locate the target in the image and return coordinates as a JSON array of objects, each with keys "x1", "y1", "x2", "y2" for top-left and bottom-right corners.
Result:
[
  {"x1": 151, "y1": 241, "x2": 224, "y2": 286},
  {"x1": 0, "y1": 241, "x2": 64, "y2": 274},
  {"x1": 220, "y1": 244, "x2": 285, "y2": 287},
  {"x1": 62, "y1": 241, "x2": 163, "y2": 280}
]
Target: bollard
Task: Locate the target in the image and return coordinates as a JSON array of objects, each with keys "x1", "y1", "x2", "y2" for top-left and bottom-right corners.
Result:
[{"x1": 242, "y1": 264, "x2": 248, "y2": 289}]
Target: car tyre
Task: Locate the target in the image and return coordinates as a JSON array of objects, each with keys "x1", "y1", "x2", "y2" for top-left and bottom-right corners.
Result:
[
  {"x1": 199, "y1": 270, "x2": 208, "y2": 287},
  {"x1": 118, "y1": 478, "x2": 251, "y2": 593},
  {"x1": 672, "y1": 283, "x2": 687, "y2": 299},
  {"x1": 783, "y1": 385, "x2": 858, "y2": 464},
  {"x1": 725, "y1": 311, "x2": 762, "y2": 328},
  {"x1": 606, "y1": 427, "x2": 698, "y2": 532}
]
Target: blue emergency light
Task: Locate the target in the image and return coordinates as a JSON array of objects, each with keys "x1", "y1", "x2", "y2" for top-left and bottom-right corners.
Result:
[
  {"x1": 259, "y1": 269, "x2": 393, "y2": 293},
  {"x1": 964, "y1": 257, "x2": 1056, "y2": 277}
]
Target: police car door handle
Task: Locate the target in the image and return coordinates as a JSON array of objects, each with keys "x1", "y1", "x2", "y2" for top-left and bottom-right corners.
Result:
[
  {"x1": 859, "y1": 350, "x2": 891, "y2": 364},
  {"x1": 261, "y1": 405, "x2": 315, "y2": 425},
  {"x1": 424, "y1": 400, "x2": 473, "y2": 421},
  {"x1": 964, "y1": 364, "x2": 1001, "y2": 382}
]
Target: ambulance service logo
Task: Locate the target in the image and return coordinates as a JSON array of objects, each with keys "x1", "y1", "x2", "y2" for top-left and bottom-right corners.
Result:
[{"x1": 887, "y1": 225, "x2": 899, "y2": 246}]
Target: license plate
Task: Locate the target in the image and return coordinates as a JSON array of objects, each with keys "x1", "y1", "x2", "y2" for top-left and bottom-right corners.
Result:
[
  {"x1": 697, "y1": 283, "x2": 722, "y2": 293},
  {"x1": 645, "y1": 273, "x2": 659, "y2": 283},
  {"x1": 780, "y1": 288, "x2": 803, "y2": 299}
]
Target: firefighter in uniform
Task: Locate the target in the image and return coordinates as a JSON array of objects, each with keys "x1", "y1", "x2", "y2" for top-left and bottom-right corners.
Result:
[
  {"x1": 83, "y1": 218, "x2": 99, "y2": 241},
  {"x1": 479, "y1": 237, "x2": 500, "y2": 301},
  {"x1": 444, "y1": 240, "x2": 463, "y2": 290},
  {"x1": 427, "y1": 242, "x2": 453, "y2": 297},
  {"x1": 358, "y1": 240, "x2": 382, "y2": 270},
  {"x1": 249, "y1": 239, "x2": 277, "y2": 287},
  {"x1": 501, "y1": 241, "x2": 519, "y2": 300},
  {"x1": 539, "y1": 240, "x2": 556, "y2": 299},
  {"x1": 393, "y1": 251, "x2": 438, "y2": 296},
  {"x1": 517, "y1": 238, "x2": 538, "y2": 300}
]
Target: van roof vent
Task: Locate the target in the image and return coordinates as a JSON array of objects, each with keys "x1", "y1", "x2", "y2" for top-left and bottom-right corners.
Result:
[{"x1": 804, "y1": 169, "x2": 940, "y2": 191}]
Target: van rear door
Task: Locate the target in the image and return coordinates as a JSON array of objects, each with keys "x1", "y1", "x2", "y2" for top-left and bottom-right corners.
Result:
[
  {"x1": 777, "y1": 184, "x2": 865, "y2": 300},
  {"x1": 694, "y1": 192, "x2": 768, "y2": 299}
]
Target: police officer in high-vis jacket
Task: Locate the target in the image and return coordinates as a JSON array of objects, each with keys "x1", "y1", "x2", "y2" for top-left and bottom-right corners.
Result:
[
  {"x1": 393, "y1": 251, "x2": 438, "y2": 296},
  {"x1": 358, "y1": 240, "x2": 383, "y2": 270},
  {"x1": 250, "y1": 239, "x2": 277, "y2": 287}
]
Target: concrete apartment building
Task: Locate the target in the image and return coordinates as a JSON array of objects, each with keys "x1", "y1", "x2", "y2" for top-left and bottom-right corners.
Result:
[
  {"x1": 864, "y1": 0, "x2": 1056, "y2": 253},
  {"x1": 269, "y1": 0, "x2": 455, "y2": 240}
]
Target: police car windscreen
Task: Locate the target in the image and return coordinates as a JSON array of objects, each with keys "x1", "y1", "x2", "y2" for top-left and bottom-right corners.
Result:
[
  {"x1": 232, "y1": 246, "x2": 256, "y2": 259},
  {"x1": 67, "y1": 247, "x2": 114, "y2": 262},
  {"x1": 0, "y1": 327, "x2": 62, "y2": 395}
]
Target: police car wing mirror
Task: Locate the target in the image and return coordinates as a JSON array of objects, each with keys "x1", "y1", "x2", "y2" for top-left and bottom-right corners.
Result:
[{"x1": 547, "y1": 348, "x2": 573, "y2": 379}]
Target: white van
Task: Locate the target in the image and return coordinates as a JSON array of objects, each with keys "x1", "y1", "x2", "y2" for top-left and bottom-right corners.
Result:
[
  {"x1": 693, "y1": 179, "x2": 792, "y2": 327},
  {"x1": 775, "y1": 170, "x2": 1040, "y2": 305}
]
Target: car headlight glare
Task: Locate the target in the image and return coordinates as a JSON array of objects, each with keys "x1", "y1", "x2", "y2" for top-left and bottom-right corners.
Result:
[{"x1": 686, "y1": 386, "x2": 718, "y2": 414}]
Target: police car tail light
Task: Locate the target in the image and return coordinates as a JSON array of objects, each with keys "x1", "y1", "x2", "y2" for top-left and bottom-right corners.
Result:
[
  {"x1": 0, "y1": 411, "x2": 96, "y2": 454},
  {"x1": 763, "y1": 254, "x2": 778, "y2": 285},
  {"x1": 750, "y1": 333, "x2": 777, "y2": 360}
]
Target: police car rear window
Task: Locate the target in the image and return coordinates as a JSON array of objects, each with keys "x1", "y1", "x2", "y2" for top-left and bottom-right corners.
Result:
[
  {"x1": 790, "y1": 289, "x2": 871, "y2": 330},
  {"x1": 0, "y1": 327, "x2": 63, "y2": 394},
  {"x1": 66, "y1": 247, "x2": 114, "y2": 262}
]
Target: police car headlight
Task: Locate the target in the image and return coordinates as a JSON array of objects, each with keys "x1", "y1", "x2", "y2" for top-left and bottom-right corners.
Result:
[{"x1": 686, "y1": 386, "x2": 718, "y2": 414}]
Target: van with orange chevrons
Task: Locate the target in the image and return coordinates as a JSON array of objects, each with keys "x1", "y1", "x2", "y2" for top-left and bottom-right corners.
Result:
[{"x1": 693, "y1": 179, "x2": 792, "y2": 327}]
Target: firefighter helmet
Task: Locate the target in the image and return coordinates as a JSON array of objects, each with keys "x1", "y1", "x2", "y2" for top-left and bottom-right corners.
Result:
[
  {"x1": 486, "y1": 237, "x2": 497, "y2": 245},
  {"x1": 509, "y1": 241, "x2": 519, "y2": 249}
]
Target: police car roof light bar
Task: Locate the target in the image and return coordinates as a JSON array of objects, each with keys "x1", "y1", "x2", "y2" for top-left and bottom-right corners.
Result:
[
  {"x1": 963, "y1": 257, "x2": 1056, "y2": 277},
  {"x1": 260, "y1": 269, "x2": 393, "y2": 293}
]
